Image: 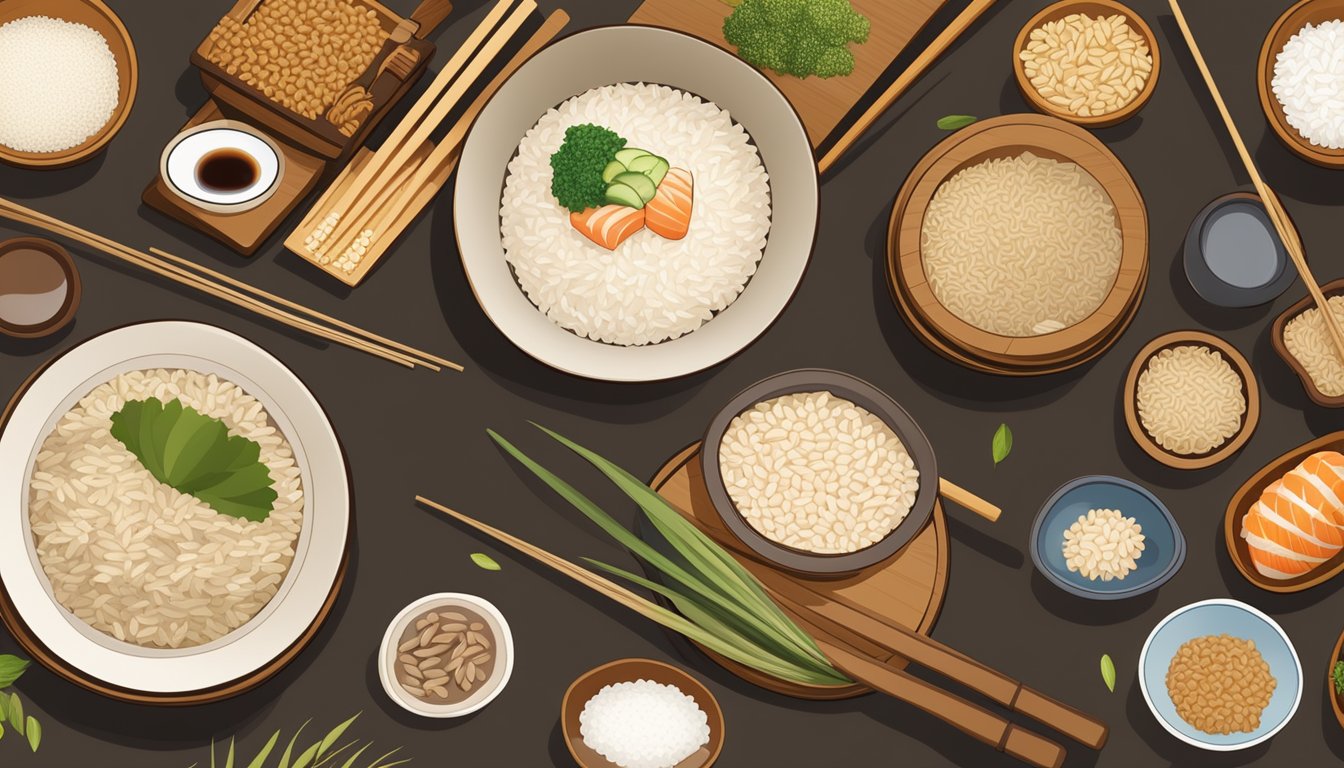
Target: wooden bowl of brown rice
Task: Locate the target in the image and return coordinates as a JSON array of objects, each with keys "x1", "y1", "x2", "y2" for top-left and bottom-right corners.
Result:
[
  {"x1": 0, "y1": 321, "x2": 349, "y2": 703},
  {"x1": 700, "y1": 369, "x2": 938, "y2": 577},
  {"x1": 1123, "y1": 331, "x2": 1259, "y2": 470},
  {"x1": 888, "y1": 114, "x2": 1148, "y2": 375},
  {"x1": 1272, "y1": 278, "x2": 1344, "y2": 408}
]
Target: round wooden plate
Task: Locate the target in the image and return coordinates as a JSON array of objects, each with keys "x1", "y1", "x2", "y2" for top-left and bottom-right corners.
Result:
[
  {"x1": 887, "y1": 114, "x2": 1148, "y2": 375},
  {"x1": 1259, "y1": 0, "x2": 1344, "y2": 168},
  {"x1": 1122, "y1": 330, "x2": 1260, "y2": 470},
  {"x1": 649, "y1": 443, "x2": 949, "y2": 700}
]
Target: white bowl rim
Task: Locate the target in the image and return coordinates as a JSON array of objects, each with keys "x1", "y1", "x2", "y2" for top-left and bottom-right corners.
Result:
[
  {"x1": 454, "y1": 25, "x2": 818, "y2": 382},
  {"x1": 378, "y1": 592, "x2": 515, "y2": 718},
  {"x1": 1138, "y1": 597, "x2": 1303, "y2": 751},
  {"x1": 159, "y1": 120, "x2": 285, "y2": 213}
]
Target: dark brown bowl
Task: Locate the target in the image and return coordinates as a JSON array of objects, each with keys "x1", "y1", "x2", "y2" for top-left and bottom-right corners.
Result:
[
  {"x1": 1273, "y1": 278, "x2": 1344, "y2": 408},
  {"x1": 1259, "y1": 0, "x2": 1344, "y2": 168},
  {"x1": 1122, "y1": 331, "x2": 1259, "y2": 470},
  {"x1": 562, "y1": 658, "x2": 724, "y2": 768},
  {"x1": 1224, "y1": 431, "x2": 1344, "y2": 593},
  {"x1": 700, "y1": 369, "x2": 938, "y2": 577},
  {"x1": 0, "y1": 237, "x2": 81, "y2": 339}
]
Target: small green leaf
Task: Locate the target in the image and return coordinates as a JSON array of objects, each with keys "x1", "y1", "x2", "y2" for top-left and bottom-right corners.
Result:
[
  {"x1": 937, "y1": 114, "x2": 978, "y2": 130},
  {"x1": 26, "y1": 717, "x2": 41, "y2": 753},
  {"x1": 992, "y1": 423, "x2": 1013, "y2": 465},
  {"x1": 316, "y1": 713, "x2": 359, "y2": 760},
  {"x1": 245, "y1": 730, "x2": 281, "y2": 768},
  {"x1": 1101, "y1": 654, "x2": 1116, "y2": 692},
  {"x1": 471, "y1": 553, "x2": 501, "y2": 571},
  {"x1": 7, "y1": 693, "x2": 21, "y2": 734},
  {"x1": 0, "y1": 656, "x2": 29, "y2": 689}
]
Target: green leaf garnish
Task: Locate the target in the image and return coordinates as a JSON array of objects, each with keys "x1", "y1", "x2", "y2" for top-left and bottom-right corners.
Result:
[
  {"x1": 0, "y1": 657, "x2": 28, "y2": 690},
  {"x1": 992, "y1": 423, "x2": 1013, "y2": 465},
  {"x1": 24, "y1": 717, "x2": 38, "y2": 753},
  {"x1": 1101, "y1": 654, "x2": 1116, "y2": 692},
  {"x1": 1333, "y1": 660, "x2": 1344, "y2": 696},
  {"x1": 471, "y1": 553, "x2": 501, "y2": 572},
  {"x1": 110, "y1": 397, "x2": 277, "y2": 522},
  {"x1": 937, "y1": 114, "x2": 978, "y2": 130}
]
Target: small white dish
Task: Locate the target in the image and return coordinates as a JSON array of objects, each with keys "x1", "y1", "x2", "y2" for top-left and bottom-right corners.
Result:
[
  {"x1": 160, "y1": 120, "x2": 283, "y2": 214},
  {"x1": 379, "y1": 593, "x2": 514, "y2": 718}
]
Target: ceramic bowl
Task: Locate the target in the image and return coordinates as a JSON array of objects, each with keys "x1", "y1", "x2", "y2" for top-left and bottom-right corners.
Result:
[
  {"x1": 0, "y1": 237, "x2": 82, "y2": 339},
  {"x1": 1183, "y1": 192, "x2": 1296, "y2": 308},
  {"x1": 160, "y1": 120, "x2": 284, "y2": 214}
]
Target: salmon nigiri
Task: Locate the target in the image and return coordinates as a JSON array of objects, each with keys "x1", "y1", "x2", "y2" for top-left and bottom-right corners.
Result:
[
  {"x1": 645, "y1": 167, "x2": 693, "y2": 240},
  {"x1": 570, "y1": 205, "x2": 646, "y2": 251},
  {"x1": 1241, "y1": 450, "x2": 1344, "y2": 579}
]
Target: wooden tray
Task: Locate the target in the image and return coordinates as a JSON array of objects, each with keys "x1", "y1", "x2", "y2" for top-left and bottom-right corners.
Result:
[
  {"x1": 1122, "y1": 330, "x2": 1260, "y2": 470},
  {"x1": 628, "y1": 0, "x2": 950, "y2": 150},
  {"x1": 142, "y1": 100, "x2": 325, "y2": 256},
  {"x1": 1272, "y1": 278, "x2": 1344, "y2": 408},
  {"x1": 650, "y1": 443, "x2": 949, "y2": 700},
  {"x1": 1223, "y1": 431, "x2": 1344, "y2": 593},
  {"x1": 886, "y1": 114, "x2": 1148, "y2": 375}
]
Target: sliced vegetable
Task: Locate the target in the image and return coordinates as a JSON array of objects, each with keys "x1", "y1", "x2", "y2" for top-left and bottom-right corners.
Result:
[
  {"x1": 612, "y1": 171, "x2": 658, "y2": 204},
  {"x1": 600, "y1": 160, "x2": 626, "y2": 184},
  {"x1": 604, "y1": 182, "x2": 646, "y2": 210},
  {"x1": 614, "y1": 147, "x2": 652, "y2": 167}
]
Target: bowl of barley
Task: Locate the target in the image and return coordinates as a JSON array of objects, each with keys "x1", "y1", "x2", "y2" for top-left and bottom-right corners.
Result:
[
  {"x1": 1013, "y1": 0, "x2": 1160, "y2": 127},
  {"x1": 379, "y1": 593, "x2": 515, "y2": 718}
]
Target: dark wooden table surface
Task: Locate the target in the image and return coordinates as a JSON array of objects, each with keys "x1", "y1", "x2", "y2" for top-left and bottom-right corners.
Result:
[{"x1": 1, "y1": 1, "x2": 1340, "y2": 765}]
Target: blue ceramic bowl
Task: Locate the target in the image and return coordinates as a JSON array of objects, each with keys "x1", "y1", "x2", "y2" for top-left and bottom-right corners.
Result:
[
  {"x1": 1139, "y1": 599, "x2": 1302, "y2": 750},
  {"x1": 1030, "y1": 476, "x2": 1185, "y2": 599}
]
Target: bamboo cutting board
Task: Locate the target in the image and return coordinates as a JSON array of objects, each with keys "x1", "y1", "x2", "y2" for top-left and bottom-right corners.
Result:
[
  {"x1": 628, "y1": 0, "x2": 951, "y2": 148},
  {"x1": 650, "y1": 443, "x2": 949, "y2": 700}
]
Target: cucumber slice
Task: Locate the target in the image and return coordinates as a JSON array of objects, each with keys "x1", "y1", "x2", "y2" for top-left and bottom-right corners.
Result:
[
  {"x1": 614, "y1": 148, "x2": 652, "y2": 166},
  {"x1": 601, "y1": 160, "x2": 626, "y2": 184},
  {"x1": 643, "y1": 157, "x2": 670, "y2": 186},
  {"x1": 612, "y1": 171, "x2": 657, "y2": 204},
  {"x1": 625, "y1": 154, "x2": 662, "y2": 174},
  {"x1": 604, "y1": 182, "x2": 645, "y2": 209}
]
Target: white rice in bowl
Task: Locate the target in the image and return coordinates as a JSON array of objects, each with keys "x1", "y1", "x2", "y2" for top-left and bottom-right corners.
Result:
[
  {"x1": 500, "y1": 82, "x2": 772, "y2": 347},
  {"x1": 27, "y1": 369, "x2": 303, "y2": 649}
]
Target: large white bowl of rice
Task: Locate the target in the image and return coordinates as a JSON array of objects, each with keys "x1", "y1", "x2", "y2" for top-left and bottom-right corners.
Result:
[{"x1": 455, "y1": 25, "x2": 816, "y2": 382}]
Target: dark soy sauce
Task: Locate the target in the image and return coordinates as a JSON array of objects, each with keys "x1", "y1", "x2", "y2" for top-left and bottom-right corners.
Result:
[{"x1": 196, "y1": 148, "x2": 260, "y2": 193}]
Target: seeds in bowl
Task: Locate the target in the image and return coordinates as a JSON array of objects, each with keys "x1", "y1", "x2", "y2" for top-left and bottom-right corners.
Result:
[
  {"x1": 1165, "y1": 634, "x2": 1277, "y2": 735},
  {"x1": 1062, "y1": 508, "x2": 1144, "y2": 582},
  {"x1": 580, "y1": 679, "x2": 710, "y2": 768},
  {"x1": 1283, "y1": 295, "x2": 1344, "y2": 397},
  {"x1": 391, "y1": 607, "x2": 496, "y2": 704},
  {"x1": 718, "y1": 390, "x2": 919, "y2": 554},
  {"x1": 1020, "y1": 13, "x2": 1153, "y2": 119},
  {"x1": 1136, "y1": 345, "x2": 1246, "y2": 455}
]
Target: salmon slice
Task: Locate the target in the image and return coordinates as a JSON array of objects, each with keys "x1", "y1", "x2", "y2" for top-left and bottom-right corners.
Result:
[
  {"x1": 1241, "y1": 450, "x2": 1344, "y2": 579},
  {"x1": 570, "y1": 205, "x2": 646, "y2": 251},
  {"x1": 645, "y1": 167, "x2": 693, "y2": 240}
]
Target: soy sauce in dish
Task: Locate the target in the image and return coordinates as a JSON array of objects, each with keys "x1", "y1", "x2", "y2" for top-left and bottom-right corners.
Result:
[
  {"x1": 0, "y1": 246, "x2": 68, "y2": 328},
  {"x1": 195, "y1": 148, "x2": 259, "y2": 193}
]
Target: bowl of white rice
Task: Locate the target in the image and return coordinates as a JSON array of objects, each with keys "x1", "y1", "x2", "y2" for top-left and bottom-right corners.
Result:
[
  {"x1": 701, "y1": 369, "x2": 938, "y2": 577},
  {"x1": 0, "y1": 321, "x2": 349, "y2": 702},
  {"x1": 1260, "y1": 0, "x2": 1344, "y2": 167},
  {"x1": 0, "y1": 0, "x2": 138, "y2": 169},
  {"x1": 455, "y1": 25, "x2": 816, "y2": 382}
]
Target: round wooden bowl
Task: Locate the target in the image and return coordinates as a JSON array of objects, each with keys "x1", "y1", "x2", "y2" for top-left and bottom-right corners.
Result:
[
  {"x1": 0, "y1": 0, "x2": 138, "y2": 170},
  {"x1": 0, "y1": 237, "x2": 81, "y2": 339},
  {"x1": 1224, "y1": 431, "x2": 1344, "y2": 592},
  {"x1": 1271, "y1": 277, "x2": 1344, "y2": 408},
  {"x1": 1330, "y1": 627, "x2": 1344, "y2": 731},
  {"x1": 562, "y1": 658, "x2": 725, "y2": 768},
  {"x1": 1259, "y1": 0, "x2": 1344, "y2": 168},
  {"x1": 888, "y1": 113, "x2": 1148, "y2": 374},
  {"x1": 1123, "y1": 331, "x2": 1259, "y2": 471},
  {"x1": 1012, "y1": 0, "x2": 1160, "y2": 128}
]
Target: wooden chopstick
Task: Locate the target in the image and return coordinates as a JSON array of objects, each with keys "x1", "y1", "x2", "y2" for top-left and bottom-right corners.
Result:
[
  {"x1": 817, "y1": 0, "x2": 999, "y2": 175},
  {"x1": 0, "y1": 198, "x2": 452, "y2": 370},
  {"x1": 416, "y1": 496, "x2": 1068, "y2": 768},
  {"x1": 318, "y1": 0, "x2": 535, "y2": 257},
  {"x1": 1168, "y1": 0, "x2": 1344, "y2": 362},
  {"x1": 938, "y1": 478, "x2": 1000, "y2": 522}
]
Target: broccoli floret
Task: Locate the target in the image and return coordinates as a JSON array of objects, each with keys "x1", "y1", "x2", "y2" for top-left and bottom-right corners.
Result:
[
  {"x1": 723, "y1": 0, "x2": 870, "y2": 80},
  {"x1": 549, "y1": 124, "x2": 627, "y2": 213},
  {"x1": 1334, "y1": 660, "x2": 1344, "y2": 696}
]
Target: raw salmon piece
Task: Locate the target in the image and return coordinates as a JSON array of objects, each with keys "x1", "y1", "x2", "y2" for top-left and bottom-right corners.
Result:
[
  {"x1": 645, "y1": 168, "x2": 693, "y2": 240},
  {"x1": 1241, "y1": 450, "x2": 1344, "y2": 579},
  {"x1": 570, "y1": 205, "x2": 646, "y2": 250}
]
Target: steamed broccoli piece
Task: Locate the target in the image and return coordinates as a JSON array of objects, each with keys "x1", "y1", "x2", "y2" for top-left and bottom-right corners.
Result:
[
  {"x1": 549, "y1": 124, "x2": 628, "y2": 213},
  {"x1": 723, "y1": 0, "x2": 871, "y2": 79}
]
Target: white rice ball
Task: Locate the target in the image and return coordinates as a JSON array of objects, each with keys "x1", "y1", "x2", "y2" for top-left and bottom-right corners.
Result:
[{"x1": 579, "y1": 679, "x2": 710, "y2": 768}]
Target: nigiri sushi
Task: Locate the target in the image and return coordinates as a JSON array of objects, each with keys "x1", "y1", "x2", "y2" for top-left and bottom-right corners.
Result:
[
  {"x1": 644, "y1": 168, "x2": 693, "y2": 240},
  {"x1": 1241, "y1": 450, "x2": 1344, "y2": 579},
  {"x1": 570, "y1": 205, "x2": 646, "y2": 251}
]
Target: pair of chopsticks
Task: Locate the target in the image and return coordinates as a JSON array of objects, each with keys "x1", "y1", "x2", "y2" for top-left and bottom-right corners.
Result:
[
  {"x1": 304, "y1": 0, "x2": 536, "y2": 264},
  {"x1": 0, "y1": 197, "x2": 460, "y2": 372},
  {"x1": 1169, "y1": 0, "x2": 1344, "y2": 362},
  {"x1": 416, "y1": 496, "x2": 1104, "y2": 768}
]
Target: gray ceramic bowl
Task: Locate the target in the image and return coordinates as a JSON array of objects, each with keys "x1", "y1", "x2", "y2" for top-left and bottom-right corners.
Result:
[
  {"x1": 701, "y1": 369, "x2": 938, "y2": 577},
  {"x1": 1183, "y1": 192, "x2": 1295, "y2": 308}
]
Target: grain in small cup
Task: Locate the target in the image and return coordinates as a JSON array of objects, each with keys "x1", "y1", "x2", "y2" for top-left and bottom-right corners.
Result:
[{"x1": 379, "y1": 593, "x2": 513, "y2": 718}]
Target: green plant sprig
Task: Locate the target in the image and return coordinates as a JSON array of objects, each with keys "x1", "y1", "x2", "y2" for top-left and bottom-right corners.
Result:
[
  {"x1": 189, "y1": 713, "x2": 408, "y2": 768},
  {"x1": 0, "y1": 655, "x2": 41, "y2": 754}
]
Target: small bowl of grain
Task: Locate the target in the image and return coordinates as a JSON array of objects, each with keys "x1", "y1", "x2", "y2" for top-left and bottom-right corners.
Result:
[
  {"x1": 379, "y1": 593, "x2": 514, "y2": 718},
  {"x1": 1013, "y1": 0, "x2": 1160, "y2": 127}
]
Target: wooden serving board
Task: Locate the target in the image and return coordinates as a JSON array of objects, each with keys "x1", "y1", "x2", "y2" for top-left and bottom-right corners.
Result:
[
  {"x1": 650, "y1": 443, "x2": 949, "y2": 700},
  {"x1": 628, "y1": 0, "x2": 950, "y2": 149}
]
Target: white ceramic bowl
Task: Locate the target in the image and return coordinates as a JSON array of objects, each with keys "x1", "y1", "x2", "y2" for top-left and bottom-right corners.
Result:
[
  {"x1": 0, "y1": 321, "x2": 349, "y2": 699},
  {"x1": 454, "y1": 25, "x2": 817, "y2": 382},
  {"x1": 160, "y1": 120, "x2": 284, "y2": 214},
  {"x1": 379, "y1": 593, "x2": 514, "y2": 718}
]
